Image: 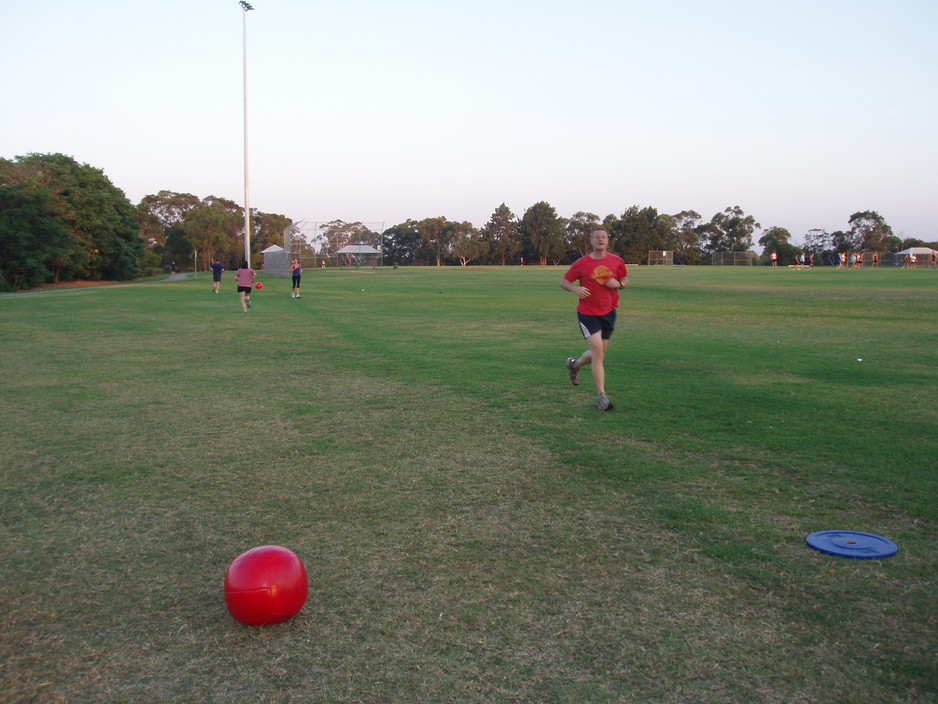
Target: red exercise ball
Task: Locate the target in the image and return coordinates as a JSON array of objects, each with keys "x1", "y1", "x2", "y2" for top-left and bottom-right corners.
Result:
[
  {"x1": 224, "y1": 545, "x2": 308, "y2": 626},
  {"x1": 255, "y1": 282, "x2": 263, "y2": 290}
]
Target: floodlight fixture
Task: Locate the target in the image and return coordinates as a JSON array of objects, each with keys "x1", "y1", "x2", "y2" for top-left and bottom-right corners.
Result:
[{"x1": 239, "y1": 1, "x2": 254, "y2": 265}]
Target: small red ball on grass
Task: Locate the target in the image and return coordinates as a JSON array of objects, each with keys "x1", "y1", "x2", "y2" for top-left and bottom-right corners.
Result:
[
  {"x1": 255, "y1": 282, "x2": 263, "y2": 290},
  {"x1": 224, "y1": 545, "x2": 308, "y2": 626}
]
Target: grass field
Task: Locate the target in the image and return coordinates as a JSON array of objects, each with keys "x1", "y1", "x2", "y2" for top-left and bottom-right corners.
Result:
[{"x1": 1, "y1": 265, "x2": 936, "y2": 703}]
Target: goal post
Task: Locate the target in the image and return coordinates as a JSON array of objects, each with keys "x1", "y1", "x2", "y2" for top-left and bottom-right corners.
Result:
[
  {"x1": 647, "y1": 251, "x2": 674, "y2": 266},
  {"x1": 711, "y1": 251, "x2": 758, "y2": 266}
]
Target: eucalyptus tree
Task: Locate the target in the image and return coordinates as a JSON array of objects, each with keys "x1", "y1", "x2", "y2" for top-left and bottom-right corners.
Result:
[
  {"x1": 566, "y1": 211, "x2": 602, "y2": 259},
  {"x1": 758, "y1": 226, "x2": 796, "y2": 264},
  {"x1": 521, "y1": 201, "x2": 566, "y2": 265},
  {"x1": 606, "y1": 205, "x2": 671, "y2": 263},
  {"x1": 383, "y1": 220, "x2": 422, "y2": 265},
  {"x1": 448, "y1": 221, "x2": 484, "y2": 266},
  {"x1": 670, "y1": 210, "x2": 704, "y2": 264},
  {"x1": 802, "y1": 228, "x2": 831, "y2": 255},
  {"x1": 137, "y1": 190, "x2": 202, "y2": 229},
  {"x1": 480, "y1": 203, "x2": 521, "y2": 265},
  {"x1": 704, "y1": 206, "x2": 760, "y2": 253},
  {"x1": 415, "y1": 216, "x2": 448, "y2": 266},
  {"x1": 253, "y1": 211, "x2": 293, "y2": 259},
  {"x1": 848, "y1": 210, "x2": 893, "y2": 251},
  {"x1": 182, "y1": 204, "x2": 243, "y2": 267}
]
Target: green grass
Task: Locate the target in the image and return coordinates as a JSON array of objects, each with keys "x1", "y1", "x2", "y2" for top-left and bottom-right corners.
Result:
[{"x1": 1, "y1": 266, "x2": 936, "y2": 703}]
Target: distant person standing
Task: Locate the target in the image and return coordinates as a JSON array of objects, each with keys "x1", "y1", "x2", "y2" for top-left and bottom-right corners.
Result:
[
  {"x1": 235, "y1": 259, "x2": 255, "y2": 313},
  {"x1": 770, "y1": 250, "x2": 777, "y2": 267},
  {"x1": 210, "y1": 258, "x2": 224, "y2": 294},
  {"x1": 561, "y1": 228, "x2": 628, "y2": 411},
  {"x1": 291, "y1": 258, "x2": 302, "y2": 298},
  {"x1": 171, "y1": 261, "x2": 177, "y2": 276}
]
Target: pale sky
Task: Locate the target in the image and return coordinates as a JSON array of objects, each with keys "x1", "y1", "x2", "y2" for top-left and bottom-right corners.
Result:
[{"x1": 2, "y1": 0, "x2": 936, "y2": 244}]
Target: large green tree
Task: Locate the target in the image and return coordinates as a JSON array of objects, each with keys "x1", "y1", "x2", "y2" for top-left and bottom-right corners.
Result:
[
  {"x1": 802, "y1": 228, "x2": 831, "y2": 255},
  {"x1": 253, "y1": 211, "x2": 293, "y2": 261},
  {"x1": 758, "y1": 226, "x2": 797, "y2": 264},
  {"x1": 480, "y1": 204, "x2": 521, "y2": 266},
  {"x1": 137, "y1": 191, "x2": 202, "y2": 231},
  {"x1": 383, "y1": 220, "x2": 422, "y2": 265},
  {"x1": 0, "y1": 153, "x2": 142, "y2": 282},
  {"x1": 848, "y1": 210, "x2": 893, "y2": 251},
  {"x1": 448, "y1": 221, "x2": 484, "y2": 266},
  {"x1": 670, "y1": 210, "x2": 704, "y2": 265},
  {"x1": 182, "y1": 204, "x2": 242, "y2": 267},
  {"x1": 0, "y1": 184, "x2": 78, "y2": 290},
  {"x1": 415, "y1": 216, "x2": 449, "y2": 266},
  {"x1": 606, "y1": 206, "x2": 672, "y2": 263},
  {"x1": 704, "y1": 206, "x2": 760, "y2": 253},
  {"x1": 521, "y1": 201, "x2": 566, "y2": 265},
  {"x1": 565, "y1": 211, "x2": 602, "y2": 260}
]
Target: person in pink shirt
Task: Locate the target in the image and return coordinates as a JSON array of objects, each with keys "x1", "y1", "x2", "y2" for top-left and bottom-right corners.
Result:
[
  {"x1": 235, "y1": 259, "x2": 255, "y2": 313},
  {"x1": 560, "y1": 229, "x2": 628, "y2": 411}
]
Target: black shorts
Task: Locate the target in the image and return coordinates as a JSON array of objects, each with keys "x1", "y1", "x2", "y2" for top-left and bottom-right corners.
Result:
[
  {"x1": 237, "y1": 285, "x2": 252, "y2": 293},
  {"x1": 578, "y1": 310, "x2": 616, "y2": 340},
  {"x1": 292, "y1": 274, "x2": 301, "y2": 286}
]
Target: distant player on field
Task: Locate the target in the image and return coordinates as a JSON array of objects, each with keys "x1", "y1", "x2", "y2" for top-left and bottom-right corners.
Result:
[
  {"x1": 235, "y1": 259, "x2": 255, "y2": 313},
  {"x1": 561, "y1": 228, "x2": 628, "y2": 411},
  {"x1": 291, "y1": 258, "x2": 302, "y2": 298},
  {"x1": 210, "y1": 258, "x2": 224, "y2": 294}
]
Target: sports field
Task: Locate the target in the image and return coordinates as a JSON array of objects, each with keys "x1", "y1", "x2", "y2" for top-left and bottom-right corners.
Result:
[{"x1": 1, "y1": 266, "x2": 936, "y2": 703}]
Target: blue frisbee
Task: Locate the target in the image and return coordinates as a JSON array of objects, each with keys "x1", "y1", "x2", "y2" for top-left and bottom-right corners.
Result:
[{"x1": 806, "y1": 530, "x2": 897, "y2": 559}]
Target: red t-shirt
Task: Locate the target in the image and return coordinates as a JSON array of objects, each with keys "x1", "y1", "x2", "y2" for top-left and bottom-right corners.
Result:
[{"x1": 564, "y1": 253, "x2": 628, "y2": 316}]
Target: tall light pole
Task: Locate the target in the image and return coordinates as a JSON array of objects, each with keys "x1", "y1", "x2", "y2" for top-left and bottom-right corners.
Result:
[{"x1": 240, "y1": 1, "x2": 254, "y2": 267}]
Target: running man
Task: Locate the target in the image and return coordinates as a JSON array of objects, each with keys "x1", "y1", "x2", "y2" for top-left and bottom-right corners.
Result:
[
  {"x1": 210, "y1": 258, "x2": 224, "y2": 294},
  {"x1": 561, "y1": 228, "x2": 628, "y2": 411}
]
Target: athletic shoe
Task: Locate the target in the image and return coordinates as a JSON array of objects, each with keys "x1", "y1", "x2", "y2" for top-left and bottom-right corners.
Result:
[
  {"x1": 566, "y1": 358, "x2": 580, "y2": 386},
  {"x1": 597, "y1": 392, "x2": 614, "y2": 411}
]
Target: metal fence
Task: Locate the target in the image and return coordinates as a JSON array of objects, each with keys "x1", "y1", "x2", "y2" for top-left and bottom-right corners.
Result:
[
  {"x1": 648, "y1": 251, "x2": 674, "y2": 266},
  {"x1": 711, "y1": 252, "x2": 758, "y2": 266}
]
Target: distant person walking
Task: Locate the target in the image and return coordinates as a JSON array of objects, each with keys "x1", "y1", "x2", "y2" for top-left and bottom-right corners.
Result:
[
  {"x1": 291, "y1": 258, "x2": 302, "y2": 298},
  {"x1": 235, "y1": 259, "x2": 255, "y2": 313},
  {"x1": 210, "y1": 258, "x2": 224, "y2": 294},
  {"x1": 170, "y1": 261, "x2": 177, "y2": 275},
  {"x1": 561, "y1": 228, "x2": 628, "y2": 411}
]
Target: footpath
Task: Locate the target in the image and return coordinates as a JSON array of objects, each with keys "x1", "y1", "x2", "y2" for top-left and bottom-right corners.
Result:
[{"x1": 0, "y1": 273, "x2": 189, "y2": 299}]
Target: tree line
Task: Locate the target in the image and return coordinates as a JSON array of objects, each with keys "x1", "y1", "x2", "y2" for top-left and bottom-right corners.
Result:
[
  {"x1": 0, "y1": 153, "x2": 292, "y2": 290},
  {"x1": 379, "y1": 204, "x2": 932, "y2": 268},
  {"x1": 3, "y1": 152, "x2": 934, "y2": 290}
]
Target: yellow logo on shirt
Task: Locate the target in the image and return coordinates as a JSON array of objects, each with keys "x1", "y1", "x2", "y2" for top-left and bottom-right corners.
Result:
[{"x1": 591, "y1": 265, "x2": 615, "y2": 285}]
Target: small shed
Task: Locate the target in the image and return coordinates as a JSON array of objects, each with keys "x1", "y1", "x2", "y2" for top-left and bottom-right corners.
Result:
[{"x1": 261, "y1": 244, "x2": 289, "y2": 276}]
